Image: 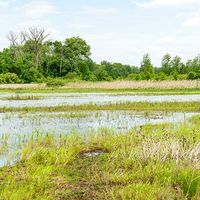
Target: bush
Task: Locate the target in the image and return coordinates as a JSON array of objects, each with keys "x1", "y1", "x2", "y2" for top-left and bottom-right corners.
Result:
[
  {"x1": 171, "y1": 71, "x2": 178, "y2": 80},
  {"x1": 22, "y1": 67, "x2": 44, "y2": 83},
  {"x1": 0, "y1": 73, "x2": 21, "y2": 84},
  {"x1": 65, "y1": 72, "x2": 81, "y2": 80},
  {"x1": 128, "y1": 73, "x2": 139, "y2": 80},
  {"x1": 155, "y1": 72, "x2": 167, "y2": 81},
  {"x1": 188, "y1": 72, "x2": 197, "y2": 80},
  {"x1": 87, "y1": 73, "x2": 97, "y2": 81},
  {"x1": 46, "y1": 78, "x2": 65, "y2": 87}
]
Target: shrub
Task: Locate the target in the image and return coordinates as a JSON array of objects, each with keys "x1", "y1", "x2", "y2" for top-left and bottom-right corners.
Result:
[
  {"x1": 22, "y1": 67, "x2": 44, "y2": 83},
  {"x1": 46, "y1": 78, "x2": 65, "y2": 87},
  {"x1": 188, "y1": 72, "x2": 197, "y2": 80},
  {"x1": 87, "y1": 73, "x2": 97, "y2": 81},
  {"x1": 128, "y1": 73, "x2": 139, "y2": 80},
  {"x1": 0, "y1": 73, "x2": 21, "y2": 84},
  {"x1": 171, "y1": 71, "x2": 178, "y2": 80},
  {"x1": 65, "y1": 72, "x2": 81, "y2": 80},
  {"x1": 155, "y1": 72, "x2": 167, "y2": 81}
]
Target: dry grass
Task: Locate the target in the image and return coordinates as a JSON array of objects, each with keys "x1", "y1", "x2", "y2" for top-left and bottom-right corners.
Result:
[
  {"x1": 64, "y1": 80, "x2": 200, "y2": 89},
  {"x1": 0, "y1": 83, "x2": 46, "y2": 89},
  {"x1": 0, "y1": 80, "x2": 200, "y2": 90}
]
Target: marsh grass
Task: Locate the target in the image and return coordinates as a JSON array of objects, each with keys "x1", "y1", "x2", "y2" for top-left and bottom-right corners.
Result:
[
  {"x1": 190, "y1": 115, "x2": 200, "y2": 124},
  {"x1": 0, "y1": 101, "x2": 200, "y2": 113},
  {"x1": 0, "y1": 81, "x2": 200, "y2": 95},
  {"x1": 1, "y1": 80, "x2": 200, "y2": 90},
  {"x1": 2, "y1": 95, "x2": 43, "y2": 101},
  {"x1": 0, "y1": 135, "x2": 9, "y2": 156},
  {"x1": 0, "y1": 116, "x2": 199, "y2": 199},
  {"x1": 64, "y1": 80, "x2": 200, "y2": 90},
  {"x1": 47, "y1": 112, "x2": 89, "y2": 119}
]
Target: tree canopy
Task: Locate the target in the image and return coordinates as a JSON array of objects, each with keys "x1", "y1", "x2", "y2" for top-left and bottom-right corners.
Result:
[{"x1": 0, "y1": 27, "x2": 200, "y2": 83}]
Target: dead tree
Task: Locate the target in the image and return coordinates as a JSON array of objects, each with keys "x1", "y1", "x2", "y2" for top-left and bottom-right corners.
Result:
[
  {"x1": 23, "y1": 27, "x2": 50, "y2": 69},
  {"x1": 7, "y1": 31, "x2": 19, "y2": 47},
  {"x1": 7, "y1": 31, "x2": 27, "y2": 62}
]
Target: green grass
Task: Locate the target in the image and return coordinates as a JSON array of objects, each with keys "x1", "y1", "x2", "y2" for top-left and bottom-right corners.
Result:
[
  {"x1": 190, "y1": 115, "x2": 200, "y2": 124},
  {"x1": 0, "y1": 88, "x2": 200, "y2": 94},
  {"x1": 0, "y1": 116, "x2": 200, "y2": 199},
  {"x1": 0, "y1": 101, "x2": 200, "y2": 113}
]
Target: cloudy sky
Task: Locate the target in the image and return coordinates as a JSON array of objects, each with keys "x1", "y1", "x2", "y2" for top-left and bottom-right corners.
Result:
[{"x1": 0, "y1": 0, "x2": 200, "y2": 66}]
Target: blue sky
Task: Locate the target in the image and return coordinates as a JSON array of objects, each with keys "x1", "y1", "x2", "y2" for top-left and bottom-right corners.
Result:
[{"x1": 0, "y1": 0, "x2": 200, "y2": 66}]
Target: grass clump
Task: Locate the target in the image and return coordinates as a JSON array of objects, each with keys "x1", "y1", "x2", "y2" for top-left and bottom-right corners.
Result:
[
  {"x1": 0, "y1": 119, "x2": 199, "y2": 199},
  {"x1": 190, "y1": 115, "x2": 200, "y2": 124}
]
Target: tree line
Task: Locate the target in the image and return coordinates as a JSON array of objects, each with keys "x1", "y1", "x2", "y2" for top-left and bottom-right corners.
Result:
[{"x1": 0, "y1": 27, "x2": 200, "y2": 83}]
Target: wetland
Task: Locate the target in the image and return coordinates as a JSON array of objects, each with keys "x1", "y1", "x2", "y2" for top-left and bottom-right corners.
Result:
[{"x1": 0, "y1": 90, "x2": 199, "y2": 199}]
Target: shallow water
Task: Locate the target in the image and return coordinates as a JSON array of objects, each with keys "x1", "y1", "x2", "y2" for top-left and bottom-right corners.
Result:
[
  {"x1": 0, "y1": 110, "x2": 198, "y2": 167},
  {"x1": 0, "y1": 93, "x2": 200, "y2": 108},
  {"x1": 0, "y1": 92, "x2": 199, "y2": 167},
  {"x1": 0, "y1": 111, "x2": 195, "y2": 135}
]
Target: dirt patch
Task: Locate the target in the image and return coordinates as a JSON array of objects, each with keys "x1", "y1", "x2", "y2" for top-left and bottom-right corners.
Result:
[{"x1": 79, "y1": 148, "x2": 108, "y2": 158}]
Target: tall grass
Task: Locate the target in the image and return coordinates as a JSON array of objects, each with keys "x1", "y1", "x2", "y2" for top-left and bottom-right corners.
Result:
[
  {"x1": 65, "y1": 80, "x2": 200, "y2": 89},
  {"x1": 0, "y1": 80, "x2": 200, "y2": 91}
]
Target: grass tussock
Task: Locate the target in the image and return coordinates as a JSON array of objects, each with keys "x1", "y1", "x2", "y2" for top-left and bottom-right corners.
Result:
[{"x1": 0, "y1": 117, "x2": 200, "y2": 199}]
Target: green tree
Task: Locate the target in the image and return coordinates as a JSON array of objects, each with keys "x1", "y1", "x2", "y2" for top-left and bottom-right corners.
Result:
[
  {"x1": 63, "y1": 37, "x2": 91, "y2": 75},
  {"x1": 171, "y1": 56, "x2": 182, "y2": 73},
  {"x1": 161, "y1": 53, "x2": 171, "y2": 75},
  {"x1": 140, "y1": 54, "x2": 154, "y2": 80}
]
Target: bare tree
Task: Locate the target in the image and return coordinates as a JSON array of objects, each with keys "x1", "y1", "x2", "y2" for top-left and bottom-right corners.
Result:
[
  {"x1": 7, "y1": 31, "x2": 27, "y2": 62},
  {"x1": 23, "y1": 27, "x2": 50, "y2": 68},
  {"x1": 7, "y1": 31, "x2": 19, "y2": 47}
]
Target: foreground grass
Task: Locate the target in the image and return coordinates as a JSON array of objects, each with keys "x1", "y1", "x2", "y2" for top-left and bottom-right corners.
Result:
[
  {"x1": 1, "y1": 101, "x2": 200, "y2": 113},
  {"x1": 0, "y1": 117, "x2": 200, "y2": 199}
]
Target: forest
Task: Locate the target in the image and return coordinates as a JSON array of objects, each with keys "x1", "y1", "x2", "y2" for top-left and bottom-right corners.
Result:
[{"x1": 0, "y1": 27, "x2": 200, "y2": 84}]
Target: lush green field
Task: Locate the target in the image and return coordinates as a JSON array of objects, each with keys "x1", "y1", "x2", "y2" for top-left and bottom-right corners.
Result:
[{"x1": 0, "y1": 116, "x2": 199, "y2": 199}]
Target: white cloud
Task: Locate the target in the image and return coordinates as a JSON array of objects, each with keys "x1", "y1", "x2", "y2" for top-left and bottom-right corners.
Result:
[
  {"x1": 183, "y1": 11, "x2": 200, "y2": 27},
  {"x1": 80, "y1": 6, "x2": 119, "y2": 17},
  {"x1": 184, "y1": 16, "x2": 200, "y2": 27},
  {"x1": 21, "y1": 1, "x2": 58, "y2": 19},
  {"x1": 132, "y1": 0, "x2": 200, "y2": 8},
  {"x1": 0, "y1": 0, "x2": 15, "y2": 6},
  {"x1": 157, "y1": 36, "x2": 175, "y2": 44}
]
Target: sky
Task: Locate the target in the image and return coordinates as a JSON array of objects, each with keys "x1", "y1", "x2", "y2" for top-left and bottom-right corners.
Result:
[{"x1": 0, "y1": 0, "x2": 200, "y2": 66}]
